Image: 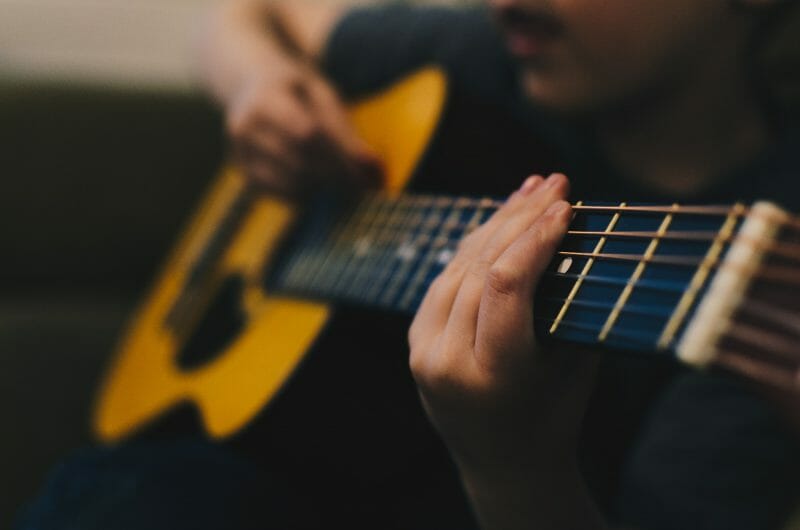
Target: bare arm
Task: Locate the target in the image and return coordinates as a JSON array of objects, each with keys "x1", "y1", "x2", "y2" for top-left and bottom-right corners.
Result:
[
  {"x1": 198, "y1": 0, "x2": 345, "y2": 105},
  {"x1": 197, "y1": 0, "x2": 380, "y2": 196}
]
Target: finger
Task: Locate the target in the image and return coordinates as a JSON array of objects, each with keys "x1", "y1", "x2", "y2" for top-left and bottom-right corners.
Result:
[
  {"x1": 445, "y1": 175, "x2": 545, "y2": 278},
  {"x1": 244, "y1": 156, "x2": 294, "y2": 195},
  {"x1": 409, "y1": 264, "x2": 464, "y2": 355},
  {"x1": 259, "y1": 87, "x2": 321, "y2": 141},
  {"x1": 246, "y1": 128, "x2": 304, "y2": 176},
  {"x1": 473, "y1": 200, "x2": 572, "y2": 371},
  {"x1": 408, "y1": 274, "x2": 454, "y2": 372},
  {"x1": 477, "y1": 173, "x2": 569, "y2": 265},
  {"x1": 305, "y1": 77, "x2": 383, "y2": 184},
  {"x1": 442, "y1": 175, "x2": 569, "y2": 349},
  {"x1": 416, "y1": 176, "x2": 544, "y2": 349},
  {"x1": 410, "y1": 175, "x2": 551, "y2": 373}
]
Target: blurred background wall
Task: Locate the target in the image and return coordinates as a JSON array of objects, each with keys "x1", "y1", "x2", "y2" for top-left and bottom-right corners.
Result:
[{"x1": 1, "y1": 0, "x2": 229, "y2": 91}]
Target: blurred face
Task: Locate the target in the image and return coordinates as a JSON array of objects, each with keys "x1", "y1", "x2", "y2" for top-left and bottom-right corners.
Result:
[{"x1": 490, "y1": 0, "x2": 754, "y2": 114}]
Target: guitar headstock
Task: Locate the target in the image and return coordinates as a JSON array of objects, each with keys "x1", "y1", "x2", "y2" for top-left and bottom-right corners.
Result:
[{"x1": 677, "y1": 201, "x2": 800, "y2": 394}]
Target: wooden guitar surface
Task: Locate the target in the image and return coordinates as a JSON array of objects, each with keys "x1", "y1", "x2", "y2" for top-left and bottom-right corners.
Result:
[{"x1": 94, "y1": 68, "x2": 447, "y2": 442}]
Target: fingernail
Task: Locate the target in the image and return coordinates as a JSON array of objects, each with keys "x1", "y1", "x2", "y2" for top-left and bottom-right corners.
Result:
[
  {"x1": 549, "y1": 201, "x2": 571, "y2": 217},
  {"x1": 544, "y1": 173, "x2": 564, "y2": 189},
  {"x1": 519, "y1": 175, "x2": 541, "y2": 195}
]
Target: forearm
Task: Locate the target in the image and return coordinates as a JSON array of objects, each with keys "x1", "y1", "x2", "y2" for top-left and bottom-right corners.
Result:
[
  {"x1": 198, "y1": 0, "x2": 289, "y2": 104},
  {"x1": 459, "y1": 456, "x2": 607, "y2": 530}
]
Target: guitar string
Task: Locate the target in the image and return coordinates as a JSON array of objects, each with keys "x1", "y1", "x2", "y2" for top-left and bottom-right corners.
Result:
[
  {"x1": 305, "y1": 194, "x2": 800, "y2": 268},
  {"x1": 345, "y1": 193, "x2": 798, "y2": 220},
  {"x1": 309, "y1": 223, "x2": 800, "y2": 270},
  {"x1": 736, "y1": 300, "x2": 800, "y2": 337},
  {"x1": 297, "y1": 224, "x2": 800, "y2": 290},
  {"x1": 553, "y1": 251, "x2": 800, "y2": 288},
  {"x1": 714, "y1": 349, "x2": 800, "y2": 390},
  {"x1": 360, "y1": 195, "x2": 419, "y2": 305},
  {"x1": 532, "y1": 316, "x2": 661, "y2": 346},
  {"x1": 724, "y1": 323, "x2": 800, "y2": 363},
  {"x1": 275, "y1": 194, "x2": 800, "y2": 318}
]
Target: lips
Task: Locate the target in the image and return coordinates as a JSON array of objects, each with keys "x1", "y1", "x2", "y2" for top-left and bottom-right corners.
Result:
[{"x1": 496, "y1": 7, "x2": 564, "y2": 59}]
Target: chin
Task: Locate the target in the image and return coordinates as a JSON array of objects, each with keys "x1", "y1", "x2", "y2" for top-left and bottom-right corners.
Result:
[{"x1": 520, "y1": 68, "x2": 599, "y2": 116}]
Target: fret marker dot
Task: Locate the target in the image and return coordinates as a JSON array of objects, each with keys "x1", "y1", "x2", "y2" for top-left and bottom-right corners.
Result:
[
  {"x1": 354, "y1": 237, "x2": 371, "y2": 257},
  {"x1": 437, "y1": 249, "x2": 454, "y2": 265},
  {"x1": 397, "y1": 243, "x2": 417, "y2": 262},
  {"x1": 557, "y1": 257, "x2": 573, "y2": 274}
]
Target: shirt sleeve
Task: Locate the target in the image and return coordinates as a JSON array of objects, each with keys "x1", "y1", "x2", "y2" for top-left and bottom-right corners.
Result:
[{"x1": 321, "y1": 4, "x2": 520, "y2": 106}]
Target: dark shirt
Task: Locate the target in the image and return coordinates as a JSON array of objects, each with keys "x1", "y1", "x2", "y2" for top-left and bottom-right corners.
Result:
[{"x1": 323, "y1": 5, "x2": 800, "y2": 530}]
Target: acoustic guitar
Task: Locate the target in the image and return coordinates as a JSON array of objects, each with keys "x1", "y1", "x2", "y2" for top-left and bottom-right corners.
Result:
[{"x1": 94, "y1": 67, "x2": 799, "y2": 443}]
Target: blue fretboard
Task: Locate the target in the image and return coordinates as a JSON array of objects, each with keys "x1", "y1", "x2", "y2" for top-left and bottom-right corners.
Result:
[{"x1": 267, "y1": 193, "x2": 745, "y2": 358}]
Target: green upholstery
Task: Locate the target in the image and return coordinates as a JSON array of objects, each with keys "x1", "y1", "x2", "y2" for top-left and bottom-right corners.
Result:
[{"x1": 0, "y1": 82, "x2": 224, "y2": 527}]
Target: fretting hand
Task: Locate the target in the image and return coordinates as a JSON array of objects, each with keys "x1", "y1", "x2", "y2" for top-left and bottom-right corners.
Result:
[{"x1": 409, "y1": 172, "x2": 599, "y2": 485}]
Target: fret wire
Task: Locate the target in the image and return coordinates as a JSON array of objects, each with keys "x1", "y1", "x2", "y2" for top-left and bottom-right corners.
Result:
[
  {"x1": 343, "y1": 196, "x2": 404, "y2": 302},
  {"x1": 598, "y1": 205, "x2": 677, "y2": 342},
  {"x1": 354, "y1": 196, "x2": 411, "y2": 304},
  {"x1": 549, "y1": 202, "x2": 625, "y2": 334},
  {"x1": 391, "y1": 197, "x2": 492, "y2": 311},
  {"x1": 657, "y1": 203, "x2": 745, "y2": 349},
  {"x1": 379, "y1": 196, "x2": 439, "y2": 307},
  {"x1": 302, "y1": 195, "x2": 376, "y2": 295},
  {"x1": 397, "y1": 197, "x2": 458, "y2": 310},
  {"x1": 363, "y1": 196, "x2": 427, "y2": 305},
  {"x1": 364, "y1": 196, "x2": 498, "y2": 253},
  {"x1": 327, "y1": 195, "x2": 388, "y2": 298},
  {"x1": 280, "y1": 198, "x2": 344, "y2": 292}
]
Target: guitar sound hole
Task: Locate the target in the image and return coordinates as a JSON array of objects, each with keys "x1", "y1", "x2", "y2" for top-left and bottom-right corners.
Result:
[{"x1": 175, "y1": 275, "x2": 247, "y2": 371}]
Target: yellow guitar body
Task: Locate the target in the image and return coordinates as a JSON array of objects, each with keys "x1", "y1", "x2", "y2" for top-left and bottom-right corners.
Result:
[{"x1": 94, "y1": 68, "x2": 447, "y2": 442}]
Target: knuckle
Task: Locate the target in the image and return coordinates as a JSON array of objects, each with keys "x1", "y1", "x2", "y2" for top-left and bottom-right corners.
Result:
[
  {"x1": 292, "y1": 119, "x2": 322, "y2": 144},
  {"x1": 527, "y1": 224, "x2": 549, "y2": 248},
  {"x1": 413, "y1": 359, "x2": 451, "y2": 392},
  {"x1": 486, "y1": 262, "x2": 522, "y2": 297}
]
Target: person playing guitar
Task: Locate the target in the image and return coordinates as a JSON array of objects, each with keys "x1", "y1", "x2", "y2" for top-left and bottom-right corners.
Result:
[
  {"x1": 196, "y1": 1, "x2": 800, "y2": 529},
  {"x1": 16, "y1": 0, "x2": 800, "y2": 529}
]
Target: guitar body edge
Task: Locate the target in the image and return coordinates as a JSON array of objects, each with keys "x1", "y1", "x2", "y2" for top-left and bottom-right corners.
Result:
[{"x1": 93, "y1": 68, "x2": 447, "y2": 442}]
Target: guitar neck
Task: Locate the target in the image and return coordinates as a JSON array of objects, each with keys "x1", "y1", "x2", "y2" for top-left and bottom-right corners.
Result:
[{"x1": 268, "y1": 192, "x2": 794, "y2": 369}]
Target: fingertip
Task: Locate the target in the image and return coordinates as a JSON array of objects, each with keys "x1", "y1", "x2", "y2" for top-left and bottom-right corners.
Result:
[
  {"x1": 519, "y1": 174, "x2": 544, "y2": 195},
  {"x1": 546, "y1": 199, "x2": 572, "y2": 218},
  {"x1": 543, "y1": 172, "x2": 570, "y2": 195}
]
